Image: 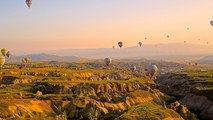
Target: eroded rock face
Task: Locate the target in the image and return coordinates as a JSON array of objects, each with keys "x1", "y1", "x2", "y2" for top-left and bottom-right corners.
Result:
[
  {"x1": 36, "y1": 91, "x2": 43, "y2": 97},
  {"x1": 179, "y1": 94, "x2": 213, "y2": 120},
  {"x1": 156, "y1": 73, "x2": 212, "y2": 120},
  {"x1": 1, "y1": 76, "x2": 36, "y2": 84},
  {"x1": 33, "y1": 81, "x2": 157, "y2": 103},
  {"x1": 34, "y1": 84, "x2": 73, "y2": 94},
  {"x1": 1, "y1": 76, "x2": 19, "y2": 84},
  {"x1": 83, "y1": 90, "x2": 154, "y2": 119},
  {"x1": 168, "y1": 101, "x2": 198, "y2": 120},
  {"x1": 16, "y1": 70, "x2": 140, "y2": 81},
  {"x1": 30, "y1": 80, "x2": 181, "y2": 120},
  {"x1": 0, "y1": 100, "x2": 57, "y2": 119},
  {"x1": 156, "y1": 74, "x2": 193, "y2": 96}
]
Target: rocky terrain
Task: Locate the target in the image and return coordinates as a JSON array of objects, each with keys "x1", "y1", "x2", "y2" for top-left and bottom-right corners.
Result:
[
  {"x1": 156, "y1": 70, "x2": 213, "y2": 120},
  {"x1": 0, "y1": 62, "x2": 212, "y2": 120}
]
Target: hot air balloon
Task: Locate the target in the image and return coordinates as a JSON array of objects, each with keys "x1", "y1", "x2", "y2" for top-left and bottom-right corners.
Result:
[
  {"x1": 22, "y1": 58, "x2": 26, "y2": 63},
  {"x1": 118, "y1": 41, "x2": 123, "y2": 48},
  {"x1": 26, "y1": 0, "x2": 32, "y2": 8},
  {"x1": 104, "y1": 58, "x2": 112, "y2": 66},
  {"x1": 1, "y1": 48, "x2": 7, "y2": 57},
  {"x1": 130, "y1": 65, "x2": 137, "y2": 71},
  {"x1": 210, "y1": 20, "x2": 213, "y2": 27},
  {"x1": 0, "y1": 56, "x2": 5, "y2": 70},
  {"x1": 138, "y1": 42, "x2": 142, "y2": 47},
  {"x1": 167, "y1": 35, "x2": 170, "y2": 38},
  {"x1": 6, "y1": 51, "x2": 10, "y2": 58},
  {"x1": 24, "y1": 57, "x2": 30, "y2": 63},
  {"x1": 144, "y1": 65, "x2": 158, "y2": 78}
]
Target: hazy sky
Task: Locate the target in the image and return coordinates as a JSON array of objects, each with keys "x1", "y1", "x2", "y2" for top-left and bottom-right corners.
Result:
[{"x1": 0, "y1": 0, "x2": 213, "y2": 54}]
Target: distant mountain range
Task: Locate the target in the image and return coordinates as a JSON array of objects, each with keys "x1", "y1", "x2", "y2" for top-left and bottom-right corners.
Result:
[
  {"x1": 199, "y1": 56, "x2": 213, "y2": 64},
  {"x1": 7, "y1": 54, "x2": 86, "y2": 63},
  {"x1": 7, "y1": 43, "x2": 213, "y2": 62},
  {"x1": 46, "y1": 43, "x2": 213, "y2": 60}
]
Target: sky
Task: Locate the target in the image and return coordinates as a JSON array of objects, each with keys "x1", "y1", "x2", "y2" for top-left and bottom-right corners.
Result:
[{"x1": 0, "y1": 0, "x2": 213, "y2": 54}]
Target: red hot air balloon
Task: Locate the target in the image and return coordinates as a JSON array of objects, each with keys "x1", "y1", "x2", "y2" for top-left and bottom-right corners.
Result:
[{"x1": 118, "y1": 41, "x2": 123, "y2": 48}]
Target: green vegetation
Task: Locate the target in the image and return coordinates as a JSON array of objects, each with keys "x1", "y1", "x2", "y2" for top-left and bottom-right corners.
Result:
[
  {"x1": 116, "y1": 102, "x2": 181, "y2": 120},
  {"x1": 175, "y1": 70, "x2": 213, "y2": 100},
  {"x1": 1, "y1": 62, "x2": 212, "y2": 119}
]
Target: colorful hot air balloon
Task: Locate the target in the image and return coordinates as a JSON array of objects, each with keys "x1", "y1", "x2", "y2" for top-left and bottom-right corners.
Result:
[
  {"x1": 118, "y1": 41, "x2": 123, "y2": 48},
  {"x1": 0, "y1": 56, "x2": 5, "y2": 70},
  {"x1": 138, "y1": 42, "x2": 142, "y2": 47},
  {"x1": 6, "y1": 51, "x2": 10, "y2": 58},
  {"x1": 104, "y1": 58, "x2": 112, "y2": 67},
  {"x1": 1, "y1": 48, "x2": 7, "y2": 57},
  {"x1": 210, "y1": 20, "x2": 213, "y2": 27},
  {"x1": 26, "y1": 0, "x2": 32, "y2": 8}
]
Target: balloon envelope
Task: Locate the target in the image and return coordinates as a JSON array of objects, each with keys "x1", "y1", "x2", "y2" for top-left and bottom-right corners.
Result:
[
  {"x1": 130, "y1": 65, "x2": 137, "y2": 71},
  {"x1": 6, "y1": 51, "x2": 10, "y2": 58},
  {"x1": 26, "y1": 0, "x2": 32, "y2": 8},
  {"x1": 210, "y1": 20, "x2": 213, "y2": 27},
  {"x1": 118, "y1": 42, "x2": 123, "y2": 48},
  {"x1": 104, "y1": 58, "x2": 112, "y2": 66},
  {"x1": 22, "y1": 58, "x2": 26, "y2": 63},
  {"x1": 138, "y1": 42, "x2": 142, "y2": 47},
  {"x1": 0, "y1": 56, "x2": 5, "y2": 68},
  {"x1": 167, "y1": 35, "x2": 170, "y2": 38},
  {"x1": 23, "y1": 57, "x2": 30, "y2": 63},
  {"x1": 25, "y1": 57, "x2": 30, "y2": 63},
  {"x1": 1, "y1": 48, "x2": 7, "y2": 56},
  {"x1": 145, "y1": 64, "x2": 158, "y2": 77}
]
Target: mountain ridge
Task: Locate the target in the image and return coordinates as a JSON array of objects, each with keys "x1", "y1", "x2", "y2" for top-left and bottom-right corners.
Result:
[
  {"x1": 7, "y1": 53, "x2": 87, "y2": 63},
  {"x1": 46, "y1": 43, "x2": 213, "y2": 60}
]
